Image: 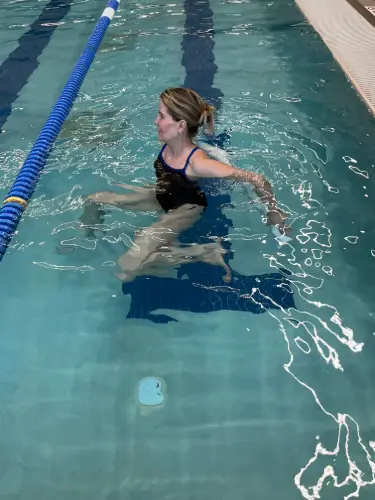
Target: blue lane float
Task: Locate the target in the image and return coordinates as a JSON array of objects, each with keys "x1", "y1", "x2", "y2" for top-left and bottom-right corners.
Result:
[{"x1": 0, "y1": 0, "x2": 120, "y2": 262}]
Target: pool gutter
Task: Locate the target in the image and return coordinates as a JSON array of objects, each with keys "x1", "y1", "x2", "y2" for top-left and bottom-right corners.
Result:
[
  {"x1": 346, "y1": 0, "x2": 375, "y2": 28},
  {"x1": 295, "y1": 0, "x2": 375, "y2": 115}
]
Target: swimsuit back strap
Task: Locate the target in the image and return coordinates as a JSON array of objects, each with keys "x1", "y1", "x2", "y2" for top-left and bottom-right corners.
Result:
[{"x1": 183, "y1": 147, "x2": 199, "y2": 171}]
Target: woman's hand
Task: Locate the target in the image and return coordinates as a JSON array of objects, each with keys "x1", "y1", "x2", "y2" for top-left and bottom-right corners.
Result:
[{"x1": 266, "y1": 208, "x2": 292, "y2": 238}]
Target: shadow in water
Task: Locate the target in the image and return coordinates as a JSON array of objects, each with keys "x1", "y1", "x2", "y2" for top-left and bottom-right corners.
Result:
[{"x1": 122, "y1": 268, "x2": 295, "y2": 323}]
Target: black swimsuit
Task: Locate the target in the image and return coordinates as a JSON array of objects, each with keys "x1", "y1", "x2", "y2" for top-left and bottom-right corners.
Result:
[{"x1": 154, "y1": 144, "x2": 208, "y2": 212}]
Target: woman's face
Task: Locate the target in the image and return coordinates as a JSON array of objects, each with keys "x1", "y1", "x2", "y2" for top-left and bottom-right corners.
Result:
[{"x1": 154, "y1": 100, "x2": 182, "y2": 142}]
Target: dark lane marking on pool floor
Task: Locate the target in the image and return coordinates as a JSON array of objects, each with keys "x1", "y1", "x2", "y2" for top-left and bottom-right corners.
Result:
[{"x1": 0, "y1": 0, "x2": 74, "y2": 133}]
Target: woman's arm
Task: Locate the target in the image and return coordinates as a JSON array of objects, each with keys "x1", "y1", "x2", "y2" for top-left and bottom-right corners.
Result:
[{"x1": 189, "y1": 150, "x2": 288, "y2": 230}]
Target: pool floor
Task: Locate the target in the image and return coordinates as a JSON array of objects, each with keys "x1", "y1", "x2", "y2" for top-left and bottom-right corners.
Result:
[{"x1": 0, "y1": 0, "x2": 375, "y2": 498}]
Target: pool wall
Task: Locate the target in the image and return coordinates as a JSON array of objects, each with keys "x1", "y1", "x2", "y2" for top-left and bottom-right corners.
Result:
[{"x1": 296, "y1": 0, "x2": 375, "y2": 115}]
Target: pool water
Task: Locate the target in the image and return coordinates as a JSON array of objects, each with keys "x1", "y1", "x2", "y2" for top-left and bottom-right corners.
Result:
[{"x1": 1, "y1": 0, "x2": 375, "y2": 498}]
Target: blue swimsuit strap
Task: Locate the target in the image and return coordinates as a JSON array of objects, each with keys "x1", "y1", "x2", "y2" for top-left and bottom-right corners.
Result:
[
  {"x1": 159, "y1": 143, "x2": 167, "y2": 156},
  {"x1": 159, "y1": 144, "x2": 199, "y2": 173},
  {"x1": 182, "y1": 146, "x2": 199, "y2": 171}
]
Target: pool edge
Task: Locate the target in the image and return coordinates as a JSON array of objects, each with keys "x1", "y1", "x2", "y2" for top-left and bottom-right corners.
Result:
[{"x1": 295, "y1": 0, "x2": 375, "y2": 116}]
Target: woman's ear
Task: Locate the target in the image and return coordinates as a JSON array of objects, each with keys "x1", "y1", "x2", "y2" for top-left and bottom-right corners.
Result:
[{"x1": 178, "y1": 119, "x2": 187, "y2": 134}]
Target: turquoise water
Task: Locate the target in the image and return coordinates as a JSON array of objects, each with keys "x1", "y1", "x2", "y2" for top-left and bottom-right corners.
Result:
[{"x1": 1, "y1": 0, "x2": 375, "y2": 498}]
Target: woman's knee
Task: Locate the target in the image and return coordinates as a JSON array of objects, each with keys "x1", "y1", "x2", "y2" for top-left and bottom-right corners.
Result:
[
  {"x1": 117, "y1": 231, "x2": 163, "y2": 270},
  {"x1": 87, "y1": 191, "x2": 116, "y2": 204}
]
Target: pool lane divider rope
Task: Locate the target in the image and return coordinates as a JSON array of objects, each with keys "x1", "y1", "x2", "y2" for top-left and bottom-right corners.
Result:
[{"x1": 0, "y1": 0, "x2": 120, "y2": 262}]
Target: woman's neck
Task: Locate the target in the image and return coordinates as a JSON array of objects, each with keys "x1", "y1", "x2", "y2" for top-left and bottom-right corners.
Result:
[{"x1": 165, "y1": 136, "x2": 194, "y2": 158}]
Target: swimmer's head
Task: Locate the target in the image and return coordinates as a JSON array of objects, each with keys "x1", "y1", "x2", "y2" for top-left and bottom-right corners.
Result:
[{"x1": 156, "y1": 87, "x2": 215, "y2": 141}]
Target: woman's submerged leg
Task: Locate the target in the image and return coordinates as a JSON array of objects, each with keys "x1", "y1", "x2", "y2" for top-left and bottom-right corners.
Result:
[
  {"x1": 85, "y1": 185, "x2": 160, "y2": 212},
  {"x1": 141, "y1": 241, "x2": 232, "y2": 282},
  {"x1": 56, "y1": 185, "x2": 160, "y2": 253},
  {"x1": 115, "y1": 204, "x2": 232, "y2": 283},
  {"x1": 79, "y1": 188, "x2": 161, "y2": 230}
]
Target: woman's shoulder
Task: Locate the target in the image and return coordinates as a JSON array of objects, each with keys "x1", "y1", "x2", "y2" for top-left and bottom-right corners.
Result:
[
  {"x1": 189, "y1": 147, "x2": 209, "y2": 165},
  {"x1": 194, "y1": 141, "x2": 232, "y2": 164}
]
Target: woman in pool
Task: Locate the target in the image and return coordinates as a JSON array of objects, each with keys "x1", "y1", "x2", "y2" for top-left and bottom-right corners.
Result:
[{"x1": 82, "y1": 87, "x2": 290, "y2": 282}]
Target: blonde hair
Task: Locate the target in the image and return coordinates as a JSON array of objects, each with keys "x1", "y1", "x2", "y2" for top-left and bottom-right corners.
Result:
[{"x1": 160, "y1": 87, "x2": 215, "y2": 138}]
